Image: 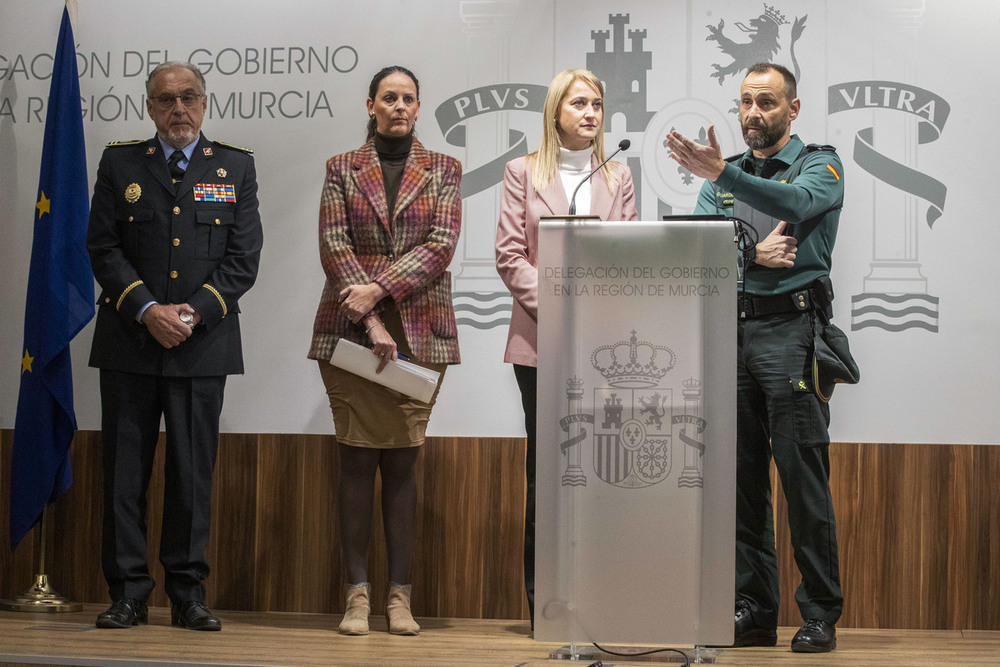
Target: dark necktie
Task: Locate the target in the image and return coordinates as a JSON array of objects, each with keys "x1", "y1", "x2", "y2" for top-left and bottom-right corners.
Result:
[{"x1": 167, "y1": 150, "x2": 185, "y2": 190}]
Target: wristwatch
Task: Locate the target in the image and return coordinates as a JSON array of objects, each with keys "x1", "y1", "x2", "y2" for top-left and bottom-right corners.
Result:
[{"x1": 179, "y1": 312, "x2": 195, "y2": 329}]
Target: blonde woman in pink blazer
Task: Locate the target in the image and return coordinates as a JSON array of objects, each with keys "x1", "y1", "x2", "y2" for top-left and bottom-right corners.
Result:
[{"x1": 494, "y1": 68, "x2": 638, "y2": 628}]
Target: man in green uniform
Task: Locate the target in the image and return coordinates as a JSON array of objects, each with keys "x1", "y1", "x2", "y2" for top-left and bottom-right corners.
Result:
[{"x1": 666, "y1": 62, "x2": 843, "y2": 653}]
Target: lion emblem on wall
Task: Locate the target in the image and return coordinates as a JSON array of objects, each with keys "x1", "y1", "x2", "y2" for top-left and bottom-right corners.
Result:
[{"x1": 706, "y1": 3, "x2": 807, "y2": 85}]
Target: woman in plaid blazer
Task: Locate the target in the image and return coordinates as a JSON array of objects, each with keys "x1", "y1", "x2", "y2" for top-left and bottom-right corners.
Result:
[{"x1": 308, "y1": 66, "x2": 461, "y2": 637}]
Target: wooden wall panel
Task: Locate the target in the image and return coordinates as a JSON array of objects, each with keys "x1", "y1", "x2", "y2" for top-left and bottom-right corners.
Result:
[
  {"x1": 45, "y1": 430, "x2": 103, "y2": 605},
  {"x1": 479, "y1": 437, "x2": 530, "y2": 621},
  {"x1": 972, "y1": 446, "x2": 1000, "y2": 628},
  {"x1": 772, "y1": 443, "x2": 1000, "y2": 630},
  {"x1": 0, "y1": 430, "x2": 38, "y2": 600},
  {"x1": 2, "y1": 431, "x2": 997, "y2": 630},
  {"x1": 208, "y1": 432, "x2": 259, "y2": 611},
  {"x1": 251, "y1": 434, "x2": 339, "y2": 613},
  {"x1": 415, "y1": 436, "x2": 481, "y2": 618}
]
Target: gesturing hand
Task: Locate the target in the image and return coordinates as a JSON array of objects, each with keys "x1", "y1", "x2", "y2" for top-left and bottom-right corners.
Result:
[{"x1": 665, "y1": 125, "x2": 726, "y2": 181}]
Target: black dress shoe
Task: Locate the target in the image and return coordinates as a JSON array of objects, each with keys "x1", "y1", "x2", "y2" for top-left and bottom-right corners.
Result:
[
  {"x1": 791, "y1": 618, "x2": 837, "y2": 652},
  {"x1": 96, "y1": 598, "x2": 148, "y2": 628},
  {"x1": 708, "y1": 600, "x2": 777, "y2": 647},
  {"x1": 171, "y1": 601, "x2": 222, "y2": 631}
]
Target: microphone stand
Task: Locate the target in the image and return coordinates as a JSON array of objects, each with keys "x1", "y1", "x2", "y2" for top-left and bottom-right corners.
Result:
[{"x1": 567, "y1": 139, "x2": 630, "y2": 215}]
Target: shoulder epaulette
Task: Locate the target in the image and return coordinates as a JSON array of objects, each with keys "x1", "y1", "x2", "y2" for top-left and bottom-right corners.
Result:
[
  {"x1": 213, "y1": 140, "x2": 254, "y2": 154},
  {"x1": 105, "y1": 139, "x2": 146, "y2": 147},
  {"x1": 805, "y1": 143, "x2": 837, "y2": 153}
]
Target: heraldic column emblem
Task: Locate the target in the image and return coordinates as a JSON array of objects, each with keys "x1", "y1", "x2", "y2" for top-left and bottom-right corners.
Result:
[{"x1": 676, "y1": 378, "x2": 706, "y2": 488}]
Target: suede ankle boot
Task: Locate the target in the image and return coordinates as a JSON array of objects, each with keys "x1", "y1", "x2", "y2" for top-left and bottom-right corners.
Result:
[
  {"x1": 338, "y1": 582, "x2": 371, "y2": 635},
  {"x1": 385, "y1": 583, "x2": 420, "y2": 635}
]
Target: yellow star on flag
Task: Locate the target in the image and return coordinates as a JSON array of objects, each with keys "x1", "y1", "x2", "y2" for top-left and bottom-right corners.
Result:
[
  {"x1": 21, "y1": 348, "x2": 34, "y2": 374},
  {"x1": 36, "y1": 191, "x2": 51, "y2": 219}
]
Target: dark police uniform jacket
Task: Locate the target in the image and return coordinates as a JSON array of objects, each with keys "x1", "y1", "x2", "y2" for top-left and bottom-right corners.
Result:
[{"x1": 87, "y1": 133, "x2": 263, "y2": 377}]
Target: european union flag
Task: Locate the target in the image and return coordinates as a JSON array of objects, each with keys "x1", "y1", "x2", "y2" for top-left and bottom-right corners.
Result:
[{"x1": 10, "y1": 4, "x2": 94, "y2": 550}]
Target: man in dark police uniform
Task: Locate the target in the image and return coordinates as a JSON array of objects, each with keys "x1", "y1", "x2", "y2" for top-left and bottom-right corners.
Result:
[
  {"x1": 87, "y1": 61, "x2": 262, "y2": 631},
  {"x1": 667, "y1": 62, "x2": 844, "y2": 653}
]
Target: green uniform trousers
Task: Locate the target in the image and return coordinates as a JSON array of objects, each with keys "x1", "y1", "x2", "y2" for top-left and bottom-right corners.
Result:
[{"x1": 736, "y1": 309, "x2": 843, "y2": 626}]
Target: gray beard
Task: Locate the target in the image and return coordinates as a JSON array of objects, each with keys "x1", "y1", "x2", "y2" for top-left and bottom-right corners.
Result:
[
  {"x1": 163, "y1": 128, "x2": 199, "y2": 150},
  {"x1": 742, "y1": 122, "x2": 784, "y2": 151}
]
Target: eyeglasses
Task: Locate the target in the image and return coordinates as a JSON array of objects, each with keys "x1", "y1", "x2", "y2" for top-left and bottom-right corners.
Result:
[{"x1": 151, "y1": 93, "x2": 204, "y2": 110}]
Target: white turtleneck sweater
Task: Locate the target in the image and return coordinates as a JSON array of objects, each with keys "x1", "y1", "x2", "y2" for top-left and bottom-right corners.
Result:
[{"x1": 558, "y1": 146, "x2": 594, "y2": 215}]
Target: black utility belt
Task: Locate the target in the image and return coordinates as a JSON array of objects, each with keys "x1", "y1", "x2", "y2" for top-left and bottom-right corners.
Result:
[{"x1": 738, "y1": 282, "x2": 831, "y2": 320}]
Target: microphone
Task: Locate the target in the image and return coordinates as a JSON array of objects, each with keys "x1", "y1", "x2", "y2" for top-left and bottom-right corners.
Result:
[{"x1": 567, "y1": 139, "x2": 630, "y2": 215}]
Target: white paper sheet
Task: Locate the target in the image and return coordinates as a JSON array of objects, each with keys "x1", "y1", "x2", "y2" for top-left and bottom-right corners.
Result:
[{"x1": 329, "y1": 338, "x2": 440, "y2": 403}]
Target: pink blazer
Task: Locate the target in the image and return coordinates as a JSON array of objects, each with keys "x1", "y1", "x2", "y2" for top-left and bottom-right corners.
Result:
[{"x1": 495, "y1": 155, "x2": 638, "y2": 366}]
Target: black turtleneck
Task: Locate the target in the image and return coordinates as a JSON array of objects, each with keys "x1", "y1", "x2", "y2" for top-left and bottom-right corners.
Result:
[{"x1": 375, "y1": 132, "x2": 413, "y2": 221}]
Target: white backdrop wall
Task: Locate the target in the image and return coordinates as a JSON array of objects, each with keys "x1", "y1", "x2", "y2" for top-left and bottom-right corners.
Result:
[{"x1": 1, "y1": 0, "x2": 997, "y2": 443}]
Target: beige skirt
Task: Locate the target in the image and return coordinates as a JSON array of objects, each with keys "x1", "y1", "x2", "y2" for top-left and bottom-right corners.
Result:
[{"x1": 318, "y1": 307, "x2": 447, "y2": 448}]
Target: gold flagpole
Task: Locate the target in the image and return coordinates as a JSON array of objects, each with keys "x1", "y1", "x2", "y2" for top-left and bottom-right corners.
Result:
[{"x1": 0, "y1": 509, "x2": 82, "y2": 612}]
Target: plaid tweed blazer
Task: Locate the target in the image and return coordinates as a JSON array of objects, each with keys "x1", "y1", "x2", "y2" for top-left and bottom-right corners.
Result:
[{"x1": 308, "y1": 137, "x2": 462, "y2": 364}]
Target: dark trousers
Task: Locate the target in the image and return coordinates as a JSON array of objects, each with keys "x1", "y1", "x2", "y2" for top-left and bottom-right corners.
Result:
[
  {"x1": 99, "y1": 370, "x2": 226, "y2": 604},
  {"x1": 512, "y1": 363, "x2": 536, "y2": 627},
  {"x1": 735, "y1": 311, "x2": 842, "y2": 626}
]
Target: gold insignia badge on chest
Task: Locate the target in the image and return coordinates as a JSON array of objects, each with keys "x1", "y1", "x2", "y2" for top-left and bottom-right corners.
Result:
[
  {"x1": 216, "y1": 168, "x2": 227, "y2": 178},
  {"x1": 124, "y1": 183, "x2": 142, "y2": 203}
]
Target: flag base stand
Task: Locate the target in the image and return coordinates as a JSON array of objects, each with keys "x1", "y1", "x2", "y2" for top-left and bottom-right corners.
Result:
[{"x1": 0, "y1": 574, "x2": 82, "y2": 613}]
